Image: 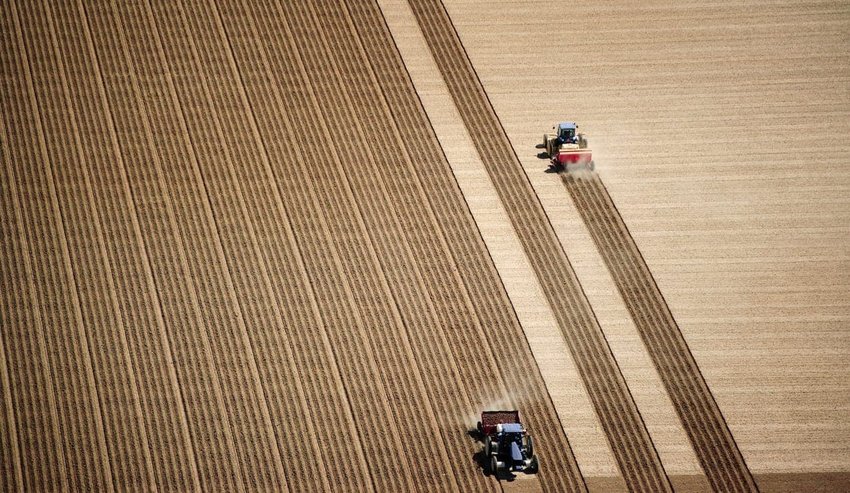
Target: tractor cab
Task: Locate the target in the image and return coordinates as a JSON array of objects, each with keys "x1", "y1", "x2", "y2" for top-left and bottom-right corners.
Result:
[{"x1": 556, "y1": 122, "x2": 578, "y2": 145}]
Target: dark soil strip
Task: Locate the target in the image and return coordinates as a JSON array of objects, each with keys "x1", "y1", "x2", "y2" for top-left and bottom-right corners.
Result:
[
  {"x1": 562, "y1": 172, "x2": 759, "y2": 492},
  {"x1": 343, "y1": 1, "x2": 587, "y2": 491},
  {"x1": 406, "y1": 1, "x2": 673, "y2": 491}
]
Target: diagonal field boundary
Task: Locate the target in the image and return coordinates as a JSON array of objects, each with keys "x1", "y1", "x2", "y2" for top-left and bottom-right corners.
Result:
[
  {"x1": 406, "y1": 0, "x2": 673, "y2": 491},
  {"x1": 562, "y1": 173, "x2": 759, "y2": 492},
  {"x1": 341, "y1": 0, "x2": 587, "y2": 491}
]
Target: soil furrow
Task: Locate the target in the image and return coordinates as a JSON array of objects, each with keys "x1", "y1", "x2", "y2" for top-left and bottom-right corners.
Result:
[
  {"x1": 6, "y1": 1, "x2": 115, "y2": 489},
  {"x1": 562, "y1": 172, "x2": 758, "y2": 492},
  {"x1": 213, "y1": 3, "x2": 376, "y2": 490},
  {"x1": 180, "y1": 1, "x2": 353, "y2": 490},
  {"x1": 208, "y1": 3, "x2": 371, "y2": 491},
  {"x1": 406, "y1": 1, "x2": 672, "y2": 490},
  {"x1": 287, "y1": 1, "x2": 482, "y2": 490},
  {"x1": 0, "y1": 119, "x2": 25, "y2": 493},
  {"x1": 0, "y1": 331, "x2": 21, "y2": 493},
  {"x1": 144, "y1": 1, "x2": 297, "y2": 488},
  {"x1": 343, "y1": 2, "x2": 587, "y2": 491},
  {"x1": 35, "y1": 1, "x2": 163, "y2": 488},
  {"x1": 300, "y1": 1, "x2": 500, "y2": 490},
  {"x1": 92, "y1": 0, "x2": 245, "y2": 488},
  {"x1": 0, "y1": 24, "x2": 68, "y2": 488},
  {"x1": 271, "y1": 2, "x2": 454, "y2": 490},
  {"x1": 218, "y1": 1, "x2": 418, "y2": 490},
  {"x1": 80, "y1": 2, "x2": 203, "y2": 489}
]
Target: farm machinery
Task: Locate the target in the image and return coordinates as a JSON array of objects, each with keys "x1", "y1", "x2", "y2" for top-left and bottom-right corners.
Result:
[
  {"x1": 542, "y1": 121, "x2": 594, "y2": 170},
  {"x1": 477, "y1": 410, "x2": 539, "y2": 475}
]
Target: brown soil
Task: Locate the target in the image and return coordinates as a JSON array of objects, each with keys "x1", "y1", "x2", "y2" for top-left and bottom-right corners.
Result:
[
  {"x1": 0, "y1": 0, "x2": 581, "y2": 490},
  {"x1": 1, "y1": 0, "x2": 846, "y2": 491},
  {"x1": 562, "y1": 172, "x2": 756, "y2": 491}
]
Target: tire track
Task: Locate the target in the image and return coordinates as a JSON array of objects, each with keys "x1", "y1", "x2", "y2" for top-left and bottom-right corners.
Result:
[
  {"x1": 562, "y1": 172, "x2": 759, "y2": 492},
  {"x1": 4, "y1": 1, "x2": 115, "y2": 489},
  {"x1": 406, "y1": 1, "x2": 672, "y2": 491},
  {"x1": 91, "y1": 0, "x2": 245, "y2": 488},
  {"x1": 342, "y1": 2, "x2": 587, "y2": 491},
  {"x1": 316, "y1": 1, "x2": 574, "y2": 490}
]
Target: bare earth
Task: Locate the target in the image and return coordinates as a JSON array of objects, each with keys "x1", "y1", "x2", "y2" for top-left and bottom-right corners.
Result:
[{"x1": 0, "y1": 0, "x2": 847, "y2": 492}]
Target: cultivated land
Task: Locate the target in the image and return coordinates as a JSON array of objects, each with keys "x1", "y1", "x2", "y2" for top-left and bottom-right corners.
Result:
[{"x1": 1, "y1": 1, "x2": 848, "y2": 492}]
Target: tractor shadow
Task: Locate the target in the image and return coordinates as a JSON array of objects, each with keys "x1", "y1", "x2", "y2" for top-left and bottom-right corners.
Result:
[{"x1": 536, "y1": 150, "x2": 564, "y2": 174}]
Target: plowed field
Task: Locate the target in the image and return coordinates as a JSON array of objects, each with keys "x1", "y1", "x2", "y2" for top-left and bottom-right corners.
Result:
[{"x1": 1, "y1": 0, "x2": 847, "y2": 492}]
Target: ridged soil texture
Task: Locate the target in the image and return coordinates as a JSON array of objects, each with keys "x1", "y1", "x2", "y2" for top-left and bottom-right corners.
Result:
[
  {"x1": 264, "y1": 1, "x2": 460, "y2": 491},
  {"x1": 562, "y1": 173, "x2": 758, "y2": 492},
  {"x1": 212, "y1": 1, "x2": 379, "y2": 490},
  {"x1": 214, "y1": 0, "x2": 446, "y2": 490},
  {"x1": 294, "y1": 0, "x2": 505, "y2": 490},
  {"x1": 1, "y1": 3, "x2": 66, "y2": 491},
  {"x1": 168, "y1": 0, "x2": 362, "y2": 490},
  {"x1": 341, "y1": 1, "x2": 587, "y2": 491},
  {"x1": 55, "y1": 1, "x2": 201, "y2": 488},
  {"x1": 406, "y1": 0, "x2": 674, "y2": 491},
  {"x1": 17, "y1": 0, "x2": 161, "y2": 490},
  {"x1": 2, "y1": 1, "x2": 114, "y2": 490},
  {"x1": 87, "y1": 0, "x2": 247, "y2": 488}
]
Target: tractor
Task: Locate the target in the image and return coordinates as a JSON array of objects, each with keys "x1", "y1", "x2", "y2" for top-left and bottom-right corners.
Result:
[
  {"x1": 477, "y1": 410, "x2": 539, "y2": 475},
  {"x1": 543, "y1": 121, "x2": 594, "y2": 170}
]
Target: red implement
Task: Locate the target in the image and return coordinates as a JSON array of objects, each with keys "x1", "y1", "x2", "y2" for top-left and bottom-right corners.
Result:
[
  {"x1": 478, "y1": 410, "x2": 521, "y2": 436},
  {"x1": 557, "y1": 148, "x2": 593, "y2": 166}
]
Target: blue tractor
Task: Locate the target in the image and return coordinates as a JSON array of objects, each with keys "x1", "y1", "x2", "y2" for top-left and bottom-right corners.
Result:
[{"x1": 478, "y1": 411, "x2": 539, "y2": 475}]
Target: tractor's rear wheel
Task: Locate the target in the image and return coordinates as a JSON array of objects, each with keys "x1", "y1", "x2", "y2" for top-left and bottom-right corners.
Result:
[
  {"x1": 526, "y1": 436, "x2": 534, "y2": 458},
  {"x1": 484, "y1": 436, "x2": 493, "y2": 456},
  {"x1": 489, "y1": 456, "x2": 499, "y2": 475},
  {"x1": 588, "y1": 160, "x2": 595, "y2": 171}
]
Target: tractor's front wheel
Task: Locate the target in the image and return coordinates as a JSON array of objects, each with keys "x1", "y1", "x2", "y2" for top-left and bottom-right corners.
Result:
[{"x1": 525, "y1": 435, "x2": 534, "y2": 458}]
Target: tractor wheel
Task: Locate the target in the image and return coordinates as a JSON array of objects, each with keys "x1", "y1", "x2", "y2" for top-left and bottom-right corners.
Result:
[
  {"x1": 526, "y1": 436, "x2": 534, "y2": 458},
  {"x1": 489, "y1": 456, "x2": 499, "y2": 475},
  {"x1": 477, "y1": 421, "x2": 483, "y2": 435},
  {"x1": 484, "y1": 435, "x2": 493, "y2": 456},
  {"x1": 527, "y1": 456, "x2": 539, "y2": 474}
]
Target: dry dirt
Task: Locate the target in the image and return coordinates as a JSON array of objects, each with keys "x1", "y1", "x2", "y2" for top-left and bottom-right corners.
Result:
[{"x1": 0, "y1": 0, "x2": 847, "y2": 492}]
